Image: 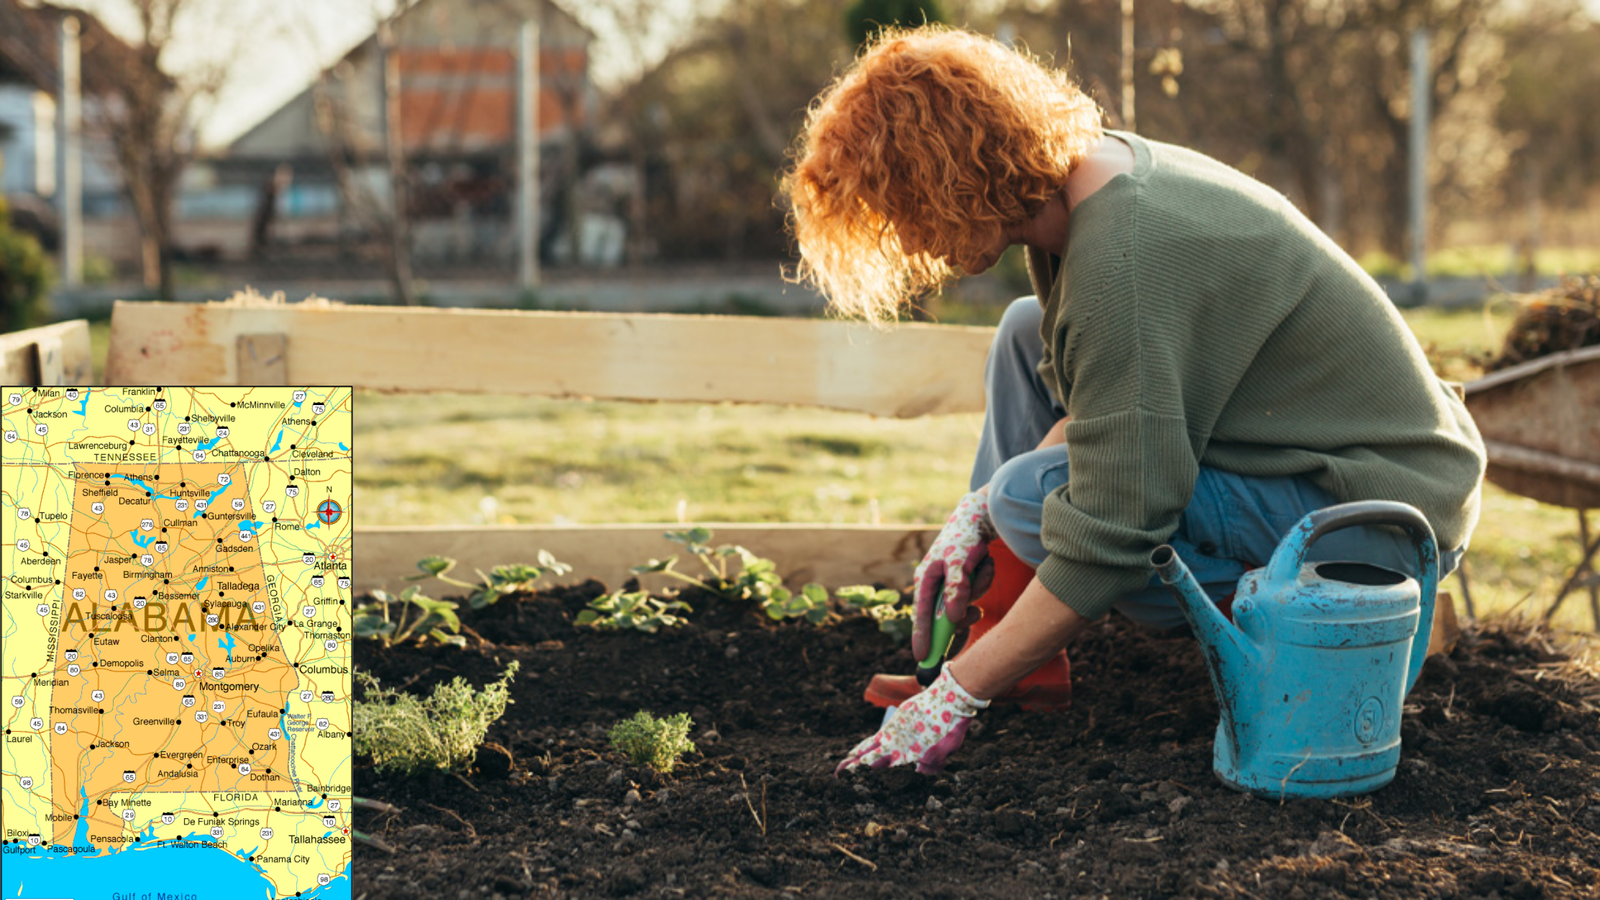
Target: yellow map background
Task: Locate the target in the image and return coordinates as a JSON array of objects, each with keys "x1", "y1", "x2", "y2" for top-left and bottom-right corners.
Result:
[{"x1": 3, "y1": 386, "x2": 352, "y2": 898}]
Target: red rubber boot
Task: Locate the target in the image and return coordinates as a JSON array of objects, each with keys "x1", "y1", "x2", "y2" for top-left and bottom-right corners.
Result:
[{"x1": 864, "y1": 539, "x2": 1071, "y2": 711}]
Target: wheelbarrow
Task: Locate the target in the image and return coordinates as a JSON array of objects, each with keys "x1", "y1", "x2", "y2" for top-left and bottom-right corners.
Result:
[{"x1": 1462, "y1": 344, "x2": 1600, "y2": 627}]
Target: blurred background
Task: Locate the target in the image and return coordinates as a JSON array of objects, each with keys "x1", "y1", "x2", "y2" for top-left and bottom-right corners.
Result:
[
  {"x1": 1, "y1": 0, "x2": 1597, "y2": 630},
  {"x1": 0, "y1": 0, "x2": 1596, "y2": 313}
]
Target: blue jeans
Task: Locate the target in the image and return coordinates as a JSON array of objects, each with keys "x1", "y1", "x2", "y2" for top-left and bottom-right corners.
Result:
[{"x1": 973, "y1": 297, "x2": 1462, "y2": 630}]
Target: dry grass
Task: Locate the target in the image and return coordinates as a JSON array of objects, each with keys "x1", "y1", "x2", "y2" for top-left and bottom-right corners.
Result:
[{"x1": 1474, "y1": 612, "x2": 1600, "y2": 707}]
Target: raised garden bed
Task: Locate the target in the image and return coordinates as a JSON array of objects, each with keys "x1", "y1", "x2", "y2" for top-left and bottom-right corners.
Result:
[{"x1": 353, "y1": 581, "x2": 1600, "y2": 899}]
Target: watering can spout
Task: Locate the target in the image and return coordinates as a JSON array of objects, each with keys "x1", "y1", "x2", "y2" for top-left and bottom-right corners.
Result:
[{"x1": 1151, "y1": 545, "x2": 1252, "y2": 667}]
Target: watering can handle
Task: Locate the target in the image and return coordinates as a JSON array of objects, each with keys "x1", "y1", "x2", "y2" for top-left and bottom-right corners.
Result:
[{"x1": 1261, "y1": 500, "x2": 1440, "y2": 696}]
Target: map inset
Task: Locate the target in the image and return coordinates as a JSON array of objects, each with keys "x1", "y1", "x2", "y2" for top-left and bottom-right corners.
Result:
[{"x1": 3, "y1": 386, "x2": 352, "y2": 900}]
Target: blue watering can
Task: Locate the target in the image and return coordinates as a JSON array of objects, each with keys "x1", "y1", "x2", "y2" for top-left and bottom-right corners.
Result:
[{"x1": 1151, "y1": 500, "x2": 1438, "y2": 799}]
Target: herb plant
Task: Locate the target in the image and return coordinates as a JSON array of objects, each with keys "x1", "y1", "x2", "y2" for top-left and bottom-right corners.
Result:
[
  {"x1": 608, "y1": 711, "x2": 697, "y2": 773},
  {"x1": 353, "y1": 662, "x2": 520, "y2": 775}
]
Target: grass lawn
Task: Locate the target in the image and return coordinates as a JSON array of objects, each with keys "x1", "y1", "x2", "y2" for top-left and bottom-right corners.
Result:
[{"x1": 80, "y1": 298, "x2": 1595, "y2": 632}]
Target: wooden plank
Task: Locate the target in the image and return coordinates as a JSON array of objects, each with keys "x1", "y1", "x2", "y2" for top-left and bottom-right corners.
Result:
[
  {"x1": 1483, "y1": 440, "x2": 1600, "y2": 489},
  {"x1": 1465, "y1": 344, "x2": 1600, "y2": 509},
  {"x1": 354, "y1": 523, "x2": 939, "y2": 596},
  {"x1": 1427, "y1": 591, "x2": 1462, "y2": 658},
  {"x1": 0, "y1": 320, "x2": 94, "y2": 386},
  {"x1": 236, "y1": 333, "x2": 289, "y2": 384},
  {"x1": 1464, "y1": 344, "x2": 1600, "y2": 394},
  {"x1": 106, "y1": 298, "x2": 994, "y2": 417}
]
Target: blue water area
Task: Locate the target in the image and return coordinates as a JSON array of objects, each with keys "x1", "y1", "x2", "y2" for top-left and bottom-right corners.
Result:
[
  {"x1": 195, "y1": 482, "x2": 233, "y2": 518},
  {"x1": 73, "y1": 391, "x2": 89, "y2": 416},
  {"x1": 305, "y1": 520, "x2": 320, "y2": 531},
  {"x1": 1, "y1": 848, "x2": 352, "y2": 900},
  {"x1": 306, "y1": 796, "x2": 324, "y2": 810},
  {"x1": 73, "y1": 787, "x2": 90, "y2": 846},
  {"x1": 9, "y1": 799, "x2": 355, "y2": 899},
  {"x1": 337, "y1": 442, "x2": 349, "y2": 451},
  {"x1": 239, "y1": 520, "x2": 265, "y2": 536},
  {"x1": 197, "y1": 434, "x2": 222, "y2": 451},
  {"x1": 271, "y1": 430, "x2": 284, "y2": 453},
  {"x1": 196, "y1": 576, "x2": 210, "y2": 591},
  {"x1": 186, "y1": 634, "x2": 196, "y2": 642},
  {"x1": 110, "y1": 474, "x2": 178, "y2": 502},
  {"x1": 278, "y1": 709, "x2": 298, "y2": 752},
  {"x1": 218, "y1": 631, "x2": 237, "y2": 663},
  {"x1": 130, "y1": 529, "x2": 156, "y2": 548},
  {"x1": 294, "y1": 394, "x2": 306, "y2": 408}
]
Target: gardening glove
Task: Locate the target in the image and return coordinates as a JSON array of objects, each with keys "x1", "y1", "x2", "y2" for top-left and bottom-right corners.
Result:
[
  {"x1": 836, "y1": 666, "x2": 989, "y2": 775},
  {"x1": 912, "y1": 488, "x2": 996, "y2": 661}
]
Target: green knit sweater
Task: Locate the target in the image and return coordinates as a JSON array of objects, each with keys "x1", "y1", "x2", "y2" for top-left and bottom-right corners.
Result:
[{"x1": 1025, "y1": 133, "x2": 1485, "y2": 620}]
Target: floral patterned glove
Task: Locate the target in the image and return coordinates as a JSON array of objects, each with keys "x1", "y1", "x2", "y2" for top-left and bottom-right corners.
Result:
[
  {"x1": 912, "y1": 489, "x2": 995, "y2": 660},
  {"x1": 836, "y1": 667, "x2": 990, "y2": 775}
]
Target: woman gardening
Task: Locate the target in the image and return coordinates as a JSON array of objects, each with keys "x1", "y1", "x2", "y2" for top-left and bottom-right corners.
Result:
[{"x1": 780, "y1": 26, "x2": 1486, "y2": 774}]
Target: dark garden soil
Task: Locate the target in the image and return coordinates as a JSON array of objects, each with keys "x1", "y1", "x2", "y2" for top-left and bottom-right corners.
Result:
[{"x1": 353, "y1": 581, "x2": 1600, "y2": 900}]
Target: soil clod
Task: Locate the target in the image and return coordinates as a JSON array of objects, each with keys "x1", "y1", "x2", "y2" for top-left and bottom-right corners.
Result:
[{"x1": 474, "y1": 741, "x2": 513, "y2": 779}]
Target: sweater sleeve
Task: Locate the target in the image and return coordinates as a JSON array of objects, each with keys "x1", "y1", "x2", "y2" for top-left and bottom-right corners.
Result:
[
  {"x1": 1035, "y1": 216, "x2": 1204, "y2": 620},
  {"x1": 1036, "y1": 409, "x2": 1199, "y2": 619}
]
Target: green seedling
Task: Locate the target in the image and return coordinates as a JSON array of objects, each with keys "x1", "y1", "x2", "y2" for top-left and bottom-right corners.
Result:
[
  {"x1": 352, "y1": 585, "x2": 466, "y2": 648},
  {"x1": 728, "y1": 547, "x2": 785, "y2": 604},
  {"x1": 410, "y1": 552, "x2": 572, "y2": 609},
  {"x1": 353, "y1": 662, "x2": 519, "y2": 775},
  {"x1": 612, "y1": 529, "x2": 907, "y2": 632},
  {"x1": 764, "y1": 582, "x2": 833, "y2": 625},
  {"x1": 838, "y1": 584, "x2": 913, "y2": 642},
  {"x1": 576, "y1": 589, "x2": 692, "y2": 633},
  {"x1": 631, "y1": 528, "x2": 784, "y2": 605},
  {"x1": 629, "y1": 529, "x2": 862, "y2": 627},
  {"x1": 608, "y1": 711, "x2": 697, "y2": 773}
]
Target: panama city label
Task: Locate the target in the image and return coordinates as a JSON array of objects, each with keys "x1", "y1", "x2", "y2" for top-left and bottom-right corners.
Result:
[{"x1": 2, "y1": 387, "x2": 352, "y2": 900}]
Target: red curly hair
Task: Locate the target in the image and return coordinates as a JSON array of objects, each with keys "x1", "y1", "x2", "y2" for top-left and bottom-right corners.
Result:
[{"x1": 784, "y1": 26, "x2": 1103, "y2": 321}]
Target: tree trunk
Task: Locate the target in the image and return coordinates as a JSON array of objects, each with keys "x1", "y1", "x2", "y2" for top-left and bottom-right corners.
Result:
[
  {"x1": 130, "y1": 164, "x2": 174, "y2": 300},
  {"x1": 1371, "y1": 86, "x2": 1412, "y2": 262},
  {"x1": 1262, "y1": 0, "x2": 1323, "y2": 226},
  {"x1": 381, "y1": 22, "x2": 416, "y2": 306},
  {"x1": 154, "y1": 199, "x2": 174, "y2": 301},
  {"x1": 141, "y1": 232, "x2": 161, "y2": 291},
  {"x1": 1385, "y1": 124, "x2": 1412, "y2": 262}
]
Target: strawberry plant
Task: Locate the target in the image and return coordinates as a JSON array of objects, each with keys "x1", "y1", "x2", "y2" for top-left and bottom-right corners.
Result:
[
  {"x1": 625, "y1": 529, "x2": 877, "y2": 629},
  {"x1": 764, "y1": 582, "x2": 833, "y2": 625},
  {"x1": 838, "y1": 585, "x2": 913, "y2": 642},
  {"x1": 631, "y1": 527, "x2": 784, "y2": 604},
  {"x1": 353, "y1": 585, "x2": 467, "y2": 647},
  {"x1": 576, "y1": 590, "x2": 692, "y2": 633},
  {"x1": 411, "y1": 551, "x2": 572, "y2": 609}
]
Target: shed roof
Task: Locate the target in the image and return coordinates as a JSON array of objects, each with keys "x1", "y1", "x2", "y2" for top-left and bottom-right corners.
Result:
[{"x1": 0, "y1": 0, "x2": 145, "y2": 94}]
